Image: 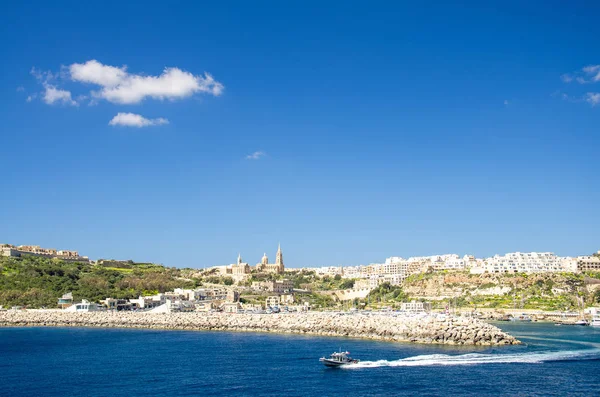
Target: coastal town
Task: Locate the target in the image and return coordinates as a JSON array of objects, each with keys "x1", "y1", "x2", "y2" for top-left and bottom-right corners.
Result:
[
  {"x1": 1, "y1": 240, "x2": 531, "y2": 345},
  {"x1": 1, "y1": 242, "x2": 600, "y2": 323}
]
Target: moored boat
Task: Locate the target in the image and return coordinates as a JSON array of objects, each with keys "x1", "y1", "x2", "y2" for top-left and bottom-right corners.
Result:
[
  {"x1": 319, "y1": 351, "x2": 359, "y2": 367},
  {"x1": 591, "y1": 314, "x2": 600, "y2": 327}
]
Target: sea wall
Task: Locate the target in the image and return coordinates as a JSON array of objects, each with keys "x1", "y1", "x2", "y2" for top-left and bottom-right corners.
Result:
[{"x1": 0, "y1": 311, "x2": 519, "y2": 346}]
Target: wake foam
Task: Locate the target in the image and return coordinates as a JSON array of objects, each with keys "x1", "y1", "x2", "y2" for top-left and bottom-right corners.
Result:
[{"x1": 343, "y1": 349, "x2": 600, "y2": 368}]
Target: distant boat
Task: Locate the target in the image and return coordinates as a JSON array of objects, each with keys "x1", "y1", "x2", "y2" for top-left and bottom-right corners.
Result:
[
  {"x1": 319, "y1": 351, "x2": 360, "y2": 367},
  {"x1": 509, "y1": 313, "x2": 532, "y2": 322},
  {"x1": 591, "y1": 314, "x2": 600, "y2": 327},
  {"x1": 555, "y1": 319, "x2": 590, "y2": 326}
]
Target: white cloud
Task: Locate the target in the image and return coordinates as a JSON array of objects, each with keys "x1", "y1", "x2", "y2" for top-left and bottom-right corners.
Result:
[
  {"x1": 69, "y1": 60, "x2": 223, "y2": 104},
  {"x1": 16, "y1": 86, "x2": 25, "y2": 92},
  {"x1": 503, "y1": 100, "x2": 510, "y2": 106},
  {"x1": 563, "y1": 65, "x2": 600, "y2": 84},
  {"x1": 70, "y1": 60, "x2": 128, "y2": 87},
  {"x1": 26, "y1": 93, "x2": 37, "y2": 102},
  {"x1": 108, "y1": 112, "x2": 169, "y2": 127},
  {"x1": 43, "y1": 84, "x2": 77, "y2": 106},
  {"x1": 560, "y1": 74, "x2": 573, "y2": 83},
  {"x1": 585, "y1": 92, "x2": 600, "y2": 106},
  {"x1": 245, "y1": 151, "x2": 266, "y2": 160}
]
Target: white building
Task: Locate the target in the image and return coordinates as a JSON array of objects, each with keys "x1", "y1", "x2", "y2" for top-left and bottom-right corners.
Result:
[
  {"x1": 313, "y1": 266, "x2": 344, "y2": 277},
  {"x1": 401, "y1": 301, "x2": 431, "y2": 313},
  {"x1": 64, "y1": 300, "x2": 99, "y2": 312},
  {"x1": 470, "y1": 252, "x2": 576, "y2": 274}
]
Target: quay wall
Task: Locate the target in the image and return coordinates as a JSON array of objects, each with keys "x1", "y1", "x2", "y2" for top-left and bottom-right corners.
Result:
[{"x1": 0, "y1": 311, "x2": 519, "y2": 346}]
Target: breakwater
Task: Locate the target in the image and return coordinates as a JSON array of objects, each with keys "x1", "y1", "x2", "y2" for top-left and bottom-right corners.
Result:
[{"x1": 0, "y1": 311, "x2": 519, "y2": 345}]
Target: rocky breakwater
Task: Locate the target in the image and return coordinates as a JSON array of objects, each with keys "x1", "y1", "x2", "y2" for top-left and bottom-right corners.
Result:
[{"x1": 0, "y1": 311, "x2": 520, "y2": 346}]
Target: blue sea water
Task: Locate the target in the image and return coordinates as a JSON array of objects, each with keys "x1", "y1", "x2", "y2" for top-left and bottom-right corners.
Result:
[{"x1": 1, "y1": 322, "x2": 599, "y2": 396}]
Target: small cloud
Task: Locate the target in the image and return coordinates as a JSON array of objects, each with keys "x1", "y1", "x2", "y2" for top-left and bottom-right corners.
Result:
[
  {"x1": 42, "y1": 84, "x2": 78, "y2": 106},
  {"x1": 582, "y1": 65, "x2": 600, "y2": 75},
  {"x1": 560, "y1": 74, "x2": 573, "y2": 83},
  {"x1": 16, "y1": 86, "x2": 25, "y2": 92},
  {"x1": 503, "y1": 100, "x2": 510, "y2": 106},
  {"x1": 245, "y1": 151, "x2": 266, "y2": 160},
  {"x1": 562, "y1": 64, "x2": 600, "y2": 84},
  {"x1": 30, "y1": 67, "x2": 57, "y2": 83},
  {"x1": 26, "y1": 93, "x2": 37, "y2": 102},
  {"x1": 585, "y1": 92, "x2": 600, "y2": 106},
  {"x1": 108, "y1": 112, "x2": 169, "y2": 127}
]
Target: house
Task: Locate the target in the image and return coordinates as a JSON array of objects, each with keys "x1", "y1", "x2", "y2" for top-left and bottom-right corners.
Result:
[
  {"x1": 223, "y1": 302, "x2": 241, "y2": 313},
  {"x1": 401, "y1": 301, "x2": 431, "y2": 313}
]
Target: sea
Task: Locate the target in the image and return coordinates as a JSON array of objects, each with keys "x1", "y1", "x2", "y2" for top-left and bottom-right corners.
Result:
[{"x1": 1, "y1": 322, "x2": 599, "y2": 396}]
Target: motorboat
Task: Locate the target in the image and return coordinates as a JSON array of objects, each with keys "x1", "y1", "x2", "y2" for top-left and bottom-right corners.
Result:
[
  {"x1": 592, "y1": 314, "x2": 600, "y2": 327},
  {"x1": 319, "y1": 351, "x2": 359, "y2": 367},
  {"x1": 574, "y1": 319, "x2": 589, "y2": 326}
]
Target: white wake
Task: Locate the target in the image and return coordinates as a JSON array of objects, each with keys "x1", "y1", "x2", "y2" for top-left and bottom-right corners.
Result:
[{"x1": 342, "y1": 349, "x2": 600, "y2": 368}]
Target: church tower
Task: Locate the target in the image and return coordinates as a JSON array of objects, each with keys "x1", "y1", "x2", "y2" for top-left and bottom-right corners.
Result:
[{"x1": 276, "y1": 243, "x2": 284, "y2": 270}]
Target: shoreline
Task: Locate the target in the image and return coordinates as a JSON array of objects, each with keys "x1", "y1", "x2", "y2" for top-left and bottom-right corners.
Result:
[{"x1": 0, "y1": 311, "x2": 520, "y2": 346}]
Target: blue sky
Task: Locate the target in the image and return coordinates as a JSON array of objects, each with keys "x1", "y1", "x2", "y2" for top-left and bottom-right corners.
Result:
[{"x1": 0, "y1": 1, "x2": 599, "y2": 268}]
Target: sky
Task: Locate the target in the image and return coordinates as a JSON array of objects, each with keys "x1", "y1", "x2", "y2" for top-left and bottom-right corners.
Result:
[{"x1": 0, "y1": 1, "x2": 599, "y2": 268}]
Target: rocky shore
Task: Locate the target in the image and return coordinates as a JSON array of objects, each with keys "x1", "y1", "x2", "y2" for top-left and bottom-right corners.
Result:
[{"x1": 0, "y1": 311, "x2": 519, "y2": 345}]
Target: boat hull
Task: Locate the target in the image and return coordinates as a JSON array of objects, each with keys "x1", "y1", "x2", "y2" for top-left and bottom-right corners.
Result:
[{"x1": 319, "y1": 358, "x2": 359, "y2": 367}]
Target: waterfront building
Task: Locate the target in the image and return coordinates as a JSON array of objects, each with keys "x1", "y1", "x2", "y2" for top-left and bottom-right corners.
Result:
[
  {"x1": 64, "y1": 299, "x2": 99, "y2": 312},
  {"x1": 265, "y1": 294, "x2": 293, "y2": 307},
  {"x1": 401, "y1": 301, "x2": 431, "y2": 313},
  {"x1": 128, "y1": 294, "x2": 165, "y2": 309},
  {"x1": 57, "y1": 292, "x2": 73, "y2": 309},
  {"x1": 223, "y1": 302, "x2": 241, "y2": 313},
  {"x1": 101, "y1": 298, "x2": 132, "y2": 311},
  {"x1": 255, "y1": 244, "x2": 285, "y2": 274},
  {"x1": 195, "y1": 301, "x2": 216, "y2": 312}
]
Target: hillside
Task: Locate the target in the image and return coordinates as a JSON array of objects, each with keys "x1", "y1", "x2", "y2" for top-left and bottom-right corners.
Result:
[
  {"x1": 402, "y1": 270, "x2": 600, "y2": 311},
  {"x1": 0, "y1": 256, "x2": 196, "y2": 308}
]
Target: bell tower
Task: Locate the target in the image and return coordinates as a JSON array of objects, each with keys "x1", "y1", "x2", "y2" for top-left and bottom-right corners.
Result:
[{"x1": 275, "y1": 243, "x2": 284, "y2": 270}]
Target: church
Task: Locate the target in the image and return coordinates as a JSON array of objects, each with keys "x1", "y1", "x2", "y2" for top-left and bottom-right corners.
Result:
[
  {"x1": 230, "y1": 253, "x2": 250, "y2": 276},
  {"x1": 255, "y1": 244, "x2": 285, "y2": 274}
]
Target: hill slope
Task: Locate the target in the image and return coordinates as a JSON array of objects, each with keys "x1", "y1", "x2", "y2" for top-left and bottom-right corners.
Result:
[{"x1": 0, "y1": 256, "x2": 195, "y2": 308}]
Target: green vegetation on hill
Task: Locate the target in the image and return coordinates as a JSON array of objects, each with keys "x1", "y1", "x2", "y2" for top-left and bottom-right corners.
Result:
[
  {"x1": 0, "y1": 256, "x2": 194, "y2": 308},
  {"x1": 402, "y1": 270, "x2": 600, "y2": 311},
  {"x1": 367, "y1": 283, "x2": 408, "y2": 304}
]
